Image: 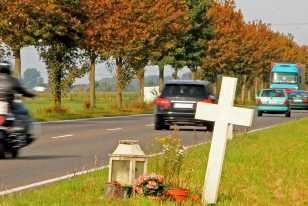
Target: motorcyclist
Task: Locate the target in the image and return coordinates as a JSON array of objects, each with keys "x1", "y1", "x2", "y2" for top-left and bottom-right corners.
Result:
[{"x1": 0, "y1": 60, "x2": 36, "y2": 142}]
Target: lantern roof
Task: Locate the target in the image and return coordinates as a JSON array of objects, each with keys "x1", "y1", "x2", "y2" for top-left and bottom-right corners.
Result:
[{"x1": 110, "y1": 140, "x2": 147, "y2": 156}]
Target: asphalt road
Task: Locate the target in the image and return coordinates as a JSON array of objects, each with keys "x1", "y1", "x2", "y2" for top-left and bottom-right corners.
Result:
[{"x1": 1, "y1": 107, "x2": 308, "y2": 191}]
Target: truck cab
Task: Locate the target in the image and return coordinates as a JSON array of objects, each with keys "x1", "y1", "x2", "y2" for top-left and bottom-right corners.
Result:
[{"x1": 270, "y1": 62, "x2": 305, "y2": 93}]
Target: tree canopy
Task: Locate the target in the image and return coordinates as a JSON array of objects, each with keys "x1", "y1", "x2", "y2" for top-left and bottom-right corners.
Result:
[{"x1": 0, "y1": 0, "x2": 307, "y2": 108}]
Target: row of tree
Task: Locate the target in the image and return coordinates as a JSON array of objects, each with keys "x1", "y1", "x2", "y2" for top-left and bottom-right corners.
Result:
[
  {"x1": 199, "y1": 1, "x2": 308, "y2": 101},
  {"x1": 0, "y1": 0, "x2": 308, "y2": 110}
]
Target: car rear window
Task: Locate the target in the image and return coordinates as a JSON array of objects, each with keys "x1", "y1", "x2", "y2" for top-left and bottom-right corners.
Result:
[
  {"x1": 161, "y1": 84, "x2": 207, "y2": 97},
  {"x1": 288, "y1": 92, "x2": 308, "y2": 98},
  {"x1": 261, "y1": 90, "x2": 286, "y2": 97}
]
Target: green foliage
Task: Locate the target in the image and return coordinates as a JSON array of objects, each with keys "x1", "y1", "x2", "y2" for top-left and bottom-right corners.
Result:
[
  {"x1": 39, "y1": 45, "x2": 89, "y2": 107},
  {"x1": 124, "y1": 184, "x2": 133, "y2": 188},
  {"x1": 35, "y1": 0, "x2": 90, "y2": 107},
  {"x1": 183, "y1": 0, "x2": 214, "y2": 68}
]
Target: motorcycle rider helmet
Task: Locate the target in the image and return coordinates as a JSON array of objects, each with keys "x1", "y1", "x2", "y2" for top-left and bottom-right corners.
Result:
[{"x1": 0, "y1": 60, "x2": 12, "y2": 75}]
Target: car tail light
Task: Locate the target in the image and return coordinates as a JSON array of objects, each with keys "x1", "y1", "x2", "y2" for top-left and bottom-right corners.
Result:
[
  {"x1": 284, "y1": 100, "x2": 288, "y2": 104},
  {"x1": 0, "y1": 116, "x2": 4, "y2": 125},
  {"x1": 200, "y1": 99, "x2": 212, "y2": 103},
  {"x1": 156, "y1": 98, "x2": 171, "y2": 106},
  {"x1": 284, "y1": 88, "x2": 296, "y2": 93},
  {"x1": 257, "y1": 99, "x2": 262, "y2": 104},
  {"x1": 303, "y1": 99, "x2": 308, "y2": 103},
  {"x1": 290, "y1": 100, "x2": 293, "y2": 102}
]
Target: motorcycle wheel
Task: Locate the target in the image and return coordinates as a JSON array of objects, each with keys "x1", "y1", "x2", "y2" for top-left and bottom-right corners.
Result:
[
  {"x1": 11, "y1": 149, "x2": 18, "y2": 158},
  {"x1": 0, "y1": 143, "x2": 5, "y2": 159}
]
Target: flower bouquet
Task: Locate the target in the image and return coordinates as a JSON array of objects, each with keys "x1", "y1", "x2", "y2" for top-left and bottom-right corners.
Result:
[{"x1": 134, "y1": 173, "x2": 167, "y2": 197}]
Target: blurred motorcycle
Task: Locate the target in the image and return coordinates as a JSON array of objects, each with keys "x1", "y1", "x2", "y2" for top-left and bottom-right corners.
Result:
[{"x1": 0, "y1": 91, "x2": 40, "y2": 158}]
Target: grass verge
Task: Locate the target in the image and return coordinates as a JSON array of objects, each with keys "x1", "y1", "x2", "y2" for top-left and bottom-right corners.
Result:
[{"x1": 1, "y1": 118, "x2": 308, "y2": 205}]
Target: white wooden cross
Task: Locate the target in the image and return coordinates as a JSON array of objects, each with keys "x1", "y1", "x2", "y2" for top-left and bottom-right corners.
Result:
[{"x1": 195, "y1": 77, "x2": 254, "y2": 205}]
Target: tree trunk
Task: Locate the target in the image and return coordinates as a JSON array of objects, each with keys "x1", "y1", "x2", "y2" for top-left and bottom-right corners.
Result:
[
  {"x1": 136, "y1": 67, "x2": 145, "y2": 105},
  {"x1": 191, "y1": 72, "x2": 195, "y2": 80},
  {"x1": 254, "y1": 76, "x2": 258, "y2": 96},
  {"x1": 172, "y1": 68, "x2": 178, "y2": 79},
  {"x1": 241, "y1": 75, "x2": 247, "y2": 103},
  {"x1": 13, "y1": 48, "x2": 21, "y2": 78},
  {"x1": 190, "y1": 67, "x2": 198, "y2": 80},
  {"x1": 53, "y1": 66, "x2": 62, "y2": 110},
  {"x1": 211, "y1": 74, "x2": 218, "y2": 94},
  {"x1": 159, "y1": 64, "x2": 164, "y2": 92},
  {"x1": 248, "y1": 88, "x2": 251, "y2": 101},
  {"x1": 213, "y1": 82, "x2": 217, "y2": 95},
  {"x1": 116, "y1": 57, "x2": 123, "y2": 109},
  {"x1": 89, "y1": 55, "x2": 96, "y2": 109}
]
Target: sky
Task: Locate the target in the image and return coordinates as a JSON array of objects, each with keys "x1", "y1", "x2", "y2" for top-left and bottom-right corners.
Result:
[
  {"x1": 16, "y1": 0, "x2": 308, "y2": 84},
  {"x1": 235, "y1": 0, "x2": 308, "y2": 46}
]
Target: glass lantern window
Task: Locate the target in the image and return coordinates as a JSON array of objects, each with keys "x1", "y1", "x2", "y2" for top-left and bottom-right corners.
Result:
[
  {"x1": 112, "y1": 160, "x2": 130, "y2": 184},
  {"x1": 135, "y1": 161, "x2": 145, "y2": 179}
]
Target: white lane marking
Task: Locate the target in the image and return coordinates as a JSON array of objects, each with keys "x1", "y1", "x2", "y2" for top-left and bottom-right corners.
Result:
[
  {"x1": 40, "y1": 114, "x2": 152, "y2": 124},
  {"x1": 107, "y1": 128, "x2": 122, "y2": 131},
  {"x1": 0, "y1": 166, "x2": 109, "y2": 196},
  {"x1": 248, "y1": 126, "x2": 275, "y2": 133},
  {"x1": 146, "y1": 124, "x2": 154, "y2": 126},
  {"x1": 248, "y1": 121, "x2": 292, "y2": 133},
  {"x1": 52, "y1": 134, "x2": 74, "y2": 139}
]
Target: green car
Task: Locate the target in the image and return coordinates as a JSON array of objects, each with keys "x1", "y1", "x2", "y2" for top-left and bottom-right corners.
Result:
[
  {"x1": 288, "y1": 90, "x2": 308, "y2": 110},
  {"x1": 257, "y1": 89, "x2": 291, "y2": 117}
]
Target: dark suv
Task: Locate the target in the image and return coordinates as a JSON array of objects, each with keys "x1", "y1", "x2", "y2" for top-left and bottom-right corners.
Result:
[{"x1": 154, "y1": 80, "x2": 217, "y2": 131}]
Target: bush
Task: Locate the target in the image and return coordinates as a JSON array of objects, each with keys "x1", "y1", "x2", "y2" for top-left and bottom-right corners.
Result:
[
  {"x1": 36, "y1": 106, "x2": 70, "y2": 114},
  {"x1": 123, "y1": 99, "x2": 141, "y2": 109},
  {"x1": 82, "y1": 98, "x2": 91, "y2": 109}
]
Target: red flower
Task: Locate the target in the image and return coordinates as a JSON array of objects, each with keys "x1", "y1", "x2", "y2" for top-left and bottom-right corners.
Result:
[
  {"x1": 147, "y1": 180, "x2": 157, "y2": 189},
  {"x1": 156, "y1": 175, "x2": 163, "y2": 183},
  {"x1": 142, "y1": 174, "x2": 150, "y2": 181},
  {"x1": 136, "y1": 187, "x2": 143, "y2": 195},
  {"x1": 134, "y1": 178, "x2": 143, "y2": 186},
  {"x1": 134, "y1": 173, "x2": 166, "y2": 196}
]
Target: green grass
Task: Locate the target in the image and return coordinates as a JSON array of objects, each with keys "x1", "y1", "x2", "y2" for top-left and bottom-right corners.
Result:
[
  {"x1": 1, "y1": 118, "x2": 308, "y2": 205},
  {"x1": 24, "y1": 92, "x2": 155, "y2": 122}
]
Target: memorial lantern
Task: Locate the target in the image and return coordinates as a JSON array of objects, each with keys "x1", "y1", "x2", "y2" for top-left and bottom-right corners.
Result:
[{"x1": 108, "y1": 140, "x2": 149, "y2": 185}]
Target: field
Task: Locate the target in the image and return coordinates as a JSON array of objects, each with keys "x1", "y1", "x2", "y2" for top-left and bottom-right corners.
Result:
[
  {"x1": 1, "y1": 117, "x2": 308, "y2": 205},
  {"x1": 24, "y1": 92, "x2": 155, "y2": 122}
]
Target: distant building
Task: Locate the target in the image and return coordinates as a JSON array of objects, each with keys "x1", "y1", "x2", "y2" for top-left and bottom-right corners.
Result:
[{"x1": 144, "y1": 86, "x2": 160, "y2": 103}]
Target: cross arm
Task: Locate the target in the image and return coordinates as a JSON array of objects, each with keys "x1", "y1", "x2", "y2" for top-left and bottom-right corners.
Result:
[{"x1": 195, "y1": 102, "x2": 254, "y2": 127}]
